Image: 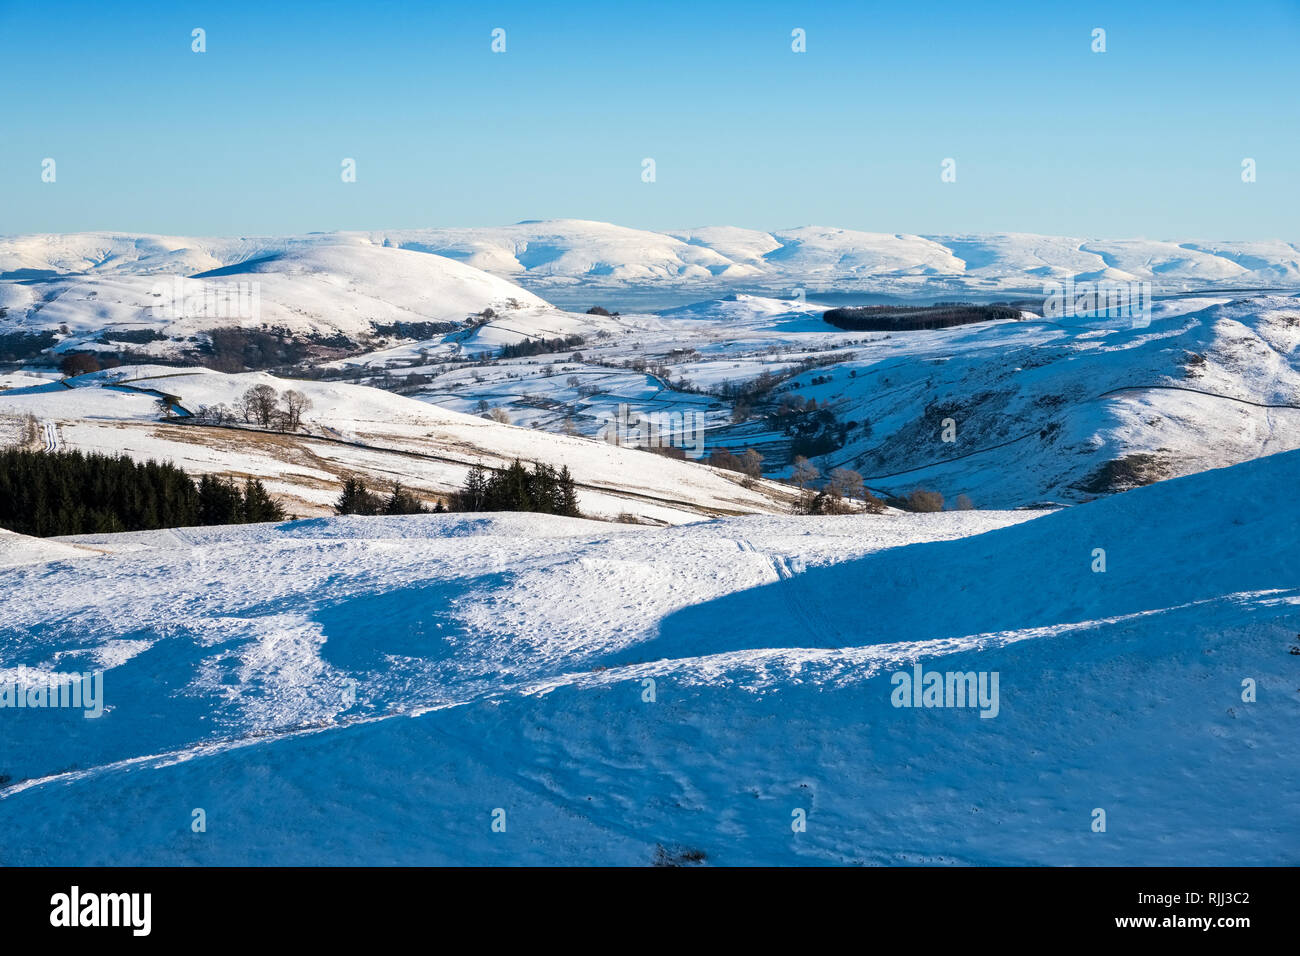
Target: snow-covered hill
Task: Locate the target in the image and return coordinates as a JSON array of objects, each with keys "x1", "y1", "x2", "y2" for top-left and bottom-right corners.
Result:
[
  {"x1": 1, "y1": 449, "x2": 1295, "y2": 865},
  {"x1": 758, "y1": 294, "x2": 1300, "y2": 507},
  {"x1": 0, "y1": 235, "x2": 553, "y2": 360},
  {"x1": 341, "y1": 289, "x2": 1300, "y2": 509},
  {"x1": 4, "y1": 224, "x2": 1299, "y2": 515},
  {"x1": 372, "y1": 219, "x2": 762, "y2": 283},
  {"x1": 0, "y1": 364, "x2": 797, "y2": 523},
  {"x1": 370, "y1": 221, "x2": 1300, "y2": 293},
  {"x1": 3, "y1": 222, "x2": 1297, "y2": 336}
]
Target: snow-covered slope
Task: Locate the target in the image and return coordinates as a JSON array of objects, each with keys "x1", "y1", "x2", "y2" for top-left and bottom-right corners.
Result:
[
  {"x1": 0, "y1": 529, "x2": 102, "y2": 569},
  {"x1": 0, "y1": 236, "x2": 553, "y2": 358},
  {"x1": 618, "y1": 293, "x2": 1299, "y2": 507},
  {"x1": 371, "y1": 219, "x2": 761, "y2": 282},
  {"x1": 0, "y1": 449, "x2": 1295, "y2": 864},
  {"x1": 4, "y1": 223, "x2": 1296, "y2": 321},
  {"x1": 815, "y1": 295, "x2": 1300, "y2": 506},
  {"x1": 374, "y1": 222, "x2": 1300, "y2": 292},
  {"x1": 0, "y1": 365, "x2": 798, "y2": 523}
]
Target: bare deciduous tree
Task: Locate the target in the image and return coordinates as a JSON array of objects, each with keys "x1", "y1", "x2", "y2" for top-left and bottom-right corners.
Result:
[
  {"x1": 791, "y1": 455, "x2": 820, "y2": 490},
  {"x1": 240, "y1": 384, "x2": 280, "y2": 427},
  {"x1": 281, "y1": 390, "x2": 312, "y2": 432},
  {"x1": 194, "y1": 403, "x2": 235, "y2": 426},
  {"x1": 827, "y1": 467, "x2": 864, "y2": 501},
  {"x1": 791, "y1": 455, "x2": 822, "y2": 513},
  {"x1": 907, "y1": 488, "x2": 945, "y2": 513}
]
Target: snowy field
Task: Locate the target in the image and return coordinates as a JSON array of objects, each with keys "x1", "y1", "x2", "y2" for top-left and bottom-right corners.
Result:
[{"x1": 0, "y1": 449, "x2": 1297, "y2": 865}]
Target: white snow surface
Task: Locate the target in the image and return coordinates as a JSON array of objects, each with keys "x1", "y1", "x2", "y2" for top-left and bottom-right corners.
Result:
[
  {"x1": 3, "y1": 222, "x2": 1298, "y2": 331},
  {"x1": 0, "y1": 529, "x2": 101, "y2": 569},
  {"x1": 0, "y1": 449, "x2": 1296, "y2": 865},
  {"x1": 0, "y1": 235, "x2": 553, "y2": 355}
]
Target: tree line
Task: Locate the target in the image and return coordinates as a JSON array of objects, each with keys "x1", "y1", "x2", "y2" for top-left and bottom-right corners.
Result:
[
  {"x1": 823, "y1": 303, "x2": 1021, "y2": 332},
  {"x1": 192, "y1": 384, "x2": 312, "y2": 431},
  {"x1": 332, "y1": 461, "x2": 581, "y2": 518},
  {"x1": 498, "y1": 335, "x2": 585, "y2": 360},
  {"x1": 0, "y1": 448, "x2": 284, "y2": 537},
  {"x1": 333, "y1": 477, "x2": 445, "y2": 516},
  {"x1": 452, "y1": 460, "x2": 581, "y2": 516}
]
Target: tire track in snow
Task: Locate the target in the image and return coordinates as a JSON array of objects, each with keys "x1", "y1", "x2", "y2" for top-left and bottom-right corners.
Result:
[{"x1": 41, "y1": 421, "x2": 60, "y2": 452}]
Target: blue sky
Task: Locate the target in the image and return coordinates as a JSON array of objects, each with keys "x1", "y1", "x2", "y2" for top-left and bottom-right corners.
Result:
[{"x1": 2, "y1": 0, "x2": 1297, "y2": 238}]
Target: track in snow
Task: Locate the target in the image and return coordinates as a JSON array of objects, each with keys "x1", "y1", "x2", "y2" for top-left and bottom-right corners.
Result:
[{"x1": 40, "y1": 421, "x2": 60, "y2": 452}]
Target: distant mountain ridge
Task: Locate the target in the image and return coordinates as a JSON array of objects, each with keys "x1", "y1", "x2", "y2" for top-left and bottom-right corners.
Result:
[{"x1": 3, "y1": 220, "x2": 1298, "y2": 293}]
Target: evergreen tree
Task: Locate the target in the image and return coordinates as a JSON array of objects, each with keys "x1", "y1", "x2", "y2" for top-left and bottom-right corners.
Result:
[
  {"x1": 493, "y1": 459, "x2": 533, "y2": 511},
  {"x1": 557, "y1": 466, "x2": 581, "y2": 517},
  {"x1": 242, "y1": 477, "x2": 286, "y2": 523},
  {"x1": 460, "y1": 464, "x2": 489, "y2": 512},
  {"x1": 383, "y1": 482, "x2": 429, "y2": 515},
  {"x1": 334, "y1": 476, "x2": 380, "y2": 516},
  {"x1": 447, "y1": 459, "x2": 581, "y2": 518},
  {"x1": 198, "y1": 474, "x2": 242, "y2": 525},
  {"x1": 0, "y1": 449, "x2": 289, "y2": 537}
]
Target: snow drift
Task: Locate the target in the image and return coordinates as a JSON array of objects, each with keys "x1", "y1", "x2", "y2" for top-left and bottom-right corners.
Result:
[{"x1": 0, "y1": 449, "x2": 1294, "y2": 864}]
